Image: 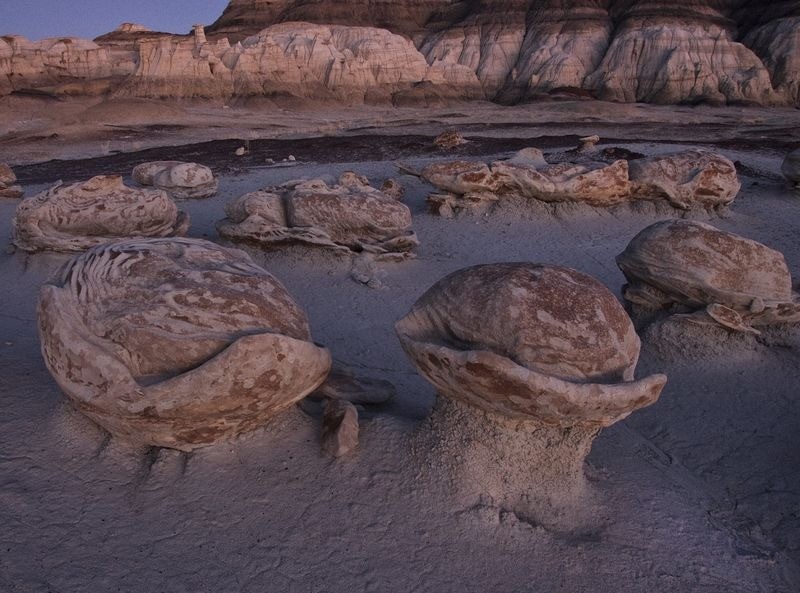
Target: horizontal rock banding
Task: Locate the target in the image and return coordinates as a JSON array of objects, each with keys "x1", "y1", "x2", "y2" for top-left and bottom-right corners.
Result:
[{"x1": 1, "y1": 1, "x2": 798, "y2": 106}]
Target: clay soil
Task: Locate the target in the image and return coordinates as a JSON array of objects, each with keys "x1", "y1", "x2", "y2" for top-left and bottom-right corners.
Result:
[{"x1": 1, "y1": 97, "x2": 799, "y2": 593}]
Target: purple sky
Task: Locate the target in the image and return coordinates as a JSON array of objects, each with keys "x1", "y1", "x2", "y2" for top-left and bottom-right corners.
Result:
[{"x1": 1, "y1": 0, "x2": 230, "y2": 40}]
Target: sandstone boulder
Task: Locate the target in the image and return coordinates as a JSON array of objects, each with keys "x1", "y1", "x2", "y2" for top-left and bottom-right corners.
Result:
[
  {"x1": 782, "y1": 149, "x2": 800, "y2": 187},
  {"x1": 132, "y1": 161, "x2": 219, "y2": 199},
  {"x1": 217, "y1": 172, "x2": 418, "y2": 260},
  {"x1": 628, "y1": 150, "x2": 740, "y2": 209},
  {"x1": 396, "y1": 263, "x2": 665, "y2": 425},
  {"x1": 434, "y1": 130, "x2": 468, "y2": 150},
  {"x1": 397, "y1": 263, "x2": 666, "y2": 524},
  {"x1": 617, "y1": 220, "x2": 800, "y2": 332},
  {"x1": 13, "y1": 176, "x2": 189, "y2": 253},
  {"x1": 421, "y1": 149, "x2": 631, "y2": 216},
  {"x1": 0, "y1": 163, "x2": 23, "y2": 198},
  {"x1": 38, "y1": 237, "x2": 331, "y2": 450}
]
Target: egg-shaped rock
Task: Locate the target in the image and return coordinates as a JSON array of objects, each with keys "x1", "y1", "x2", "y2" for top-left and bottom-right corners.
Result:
[
  {"x1": 395, "y1": 263, "x2": 665, "y2": 426},
  {"x1": 38, "y1": 237, "x2": 331, "y2": 450},
  {"x1": 13, "y1": 175, "x2": 189, "y2": 252},
  {"x1": 617, "y1": 220, "x2": 793, "y2": 310}
]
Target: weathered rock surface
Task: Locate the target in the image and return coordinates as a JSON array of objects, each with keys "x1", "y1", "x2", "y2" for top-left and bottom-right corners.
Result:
[
  {"x1": 13, "y1": 175, "x2": 189, "y2": 252},
  {"x1": 434, "y1": 129, "x2": 468, "y2": 150},
  {"x1": 628, "y1": 150, "x2": 741, "y2": 209},
  {"x1": 205, "y1": 0, "x2": 800, "y2": 106},
  {"x1": 321, "y1": 399, "x2": 360, "y2": 457},
  {"x1": 422, "y1": 148, "x2": 738, "y2": 216},
  {"x1": 397, "y1": 262, "x2": 666, "y2": 525},
  {"x1": 617, "y1": 220, "x2": 800, "y2": 332},
  {"x1": 396, "y1": 263, "x2": 666, "y2": 425},
  {"x1": 0, "y1": 34, "x2": 135, "y2": 96},
  {"x1": 38, "y1": 237, "x2": 331, "y2": 450},
  {"x1": 782, "y1": 148, "x2": 800, "y2": 187},
  {"x1": 3, "y1": 1, "x2": 799, "y2": 106},
  {"x1": 217, "y1": 172, "x2": 418, "y2": 259},
  {"x1": 0, "y1": 163, "x2": 23, "y2": 198},
  {"x1": 132, "y1": 161, "x2": 219, "y2": 199},
  {"x1": 423, "y1": 150, "x2": 632, "y2": 216}
]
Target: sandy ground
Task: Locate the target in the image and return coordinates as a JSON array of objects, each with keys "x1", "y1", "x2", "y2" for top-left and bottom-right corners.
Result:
[{"x1": 1, "y1": 99, "x2": 799, "y2": 592}]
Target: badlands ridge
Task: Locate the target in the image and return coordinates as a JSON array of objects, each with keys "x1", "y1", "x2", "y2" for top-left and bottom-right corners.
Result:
[{"x1": 1, "y1": 0, "x2": 799, "y2": 106}]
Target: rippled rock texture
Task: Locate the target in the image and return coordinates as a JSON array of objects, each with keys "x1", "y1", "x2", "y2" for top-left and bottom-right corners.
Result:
[
  {"x1": 38, "y1": 237, "x2": 331, "y2": 450},
  {"x1": 2, "y1": 1, "x2": 798, "y2": 105},
  {"x1": 12, "y1": 176, "x2": 189, "y2": 253},
  {"x1": 421, "y1": 148, "x2": 738, "y2": 216},
  {"x1": 218, "y1": 172, "x2": 419, "y2": 260}
]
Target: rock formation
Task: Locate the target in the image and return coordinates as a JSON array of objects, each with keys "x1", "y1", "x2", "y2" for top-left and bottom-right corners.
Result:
[
  {"x1": 2, "y1": 1, "x2": 798, "y2": 106},
  {"x1": 132, "y1": 161, "x2": 219, "y2": 199},
  {"x1": 12, "y1": 175, "x2": 189, "y2": 252},
  {"x1": 321, "y1": 399, "x2": 360, "y2": 457},
  {"x1": 0, "y1": 163, "x2": 23, "y2": 198},
  {"x1": 617, "y1": 220, "x2": 800, "y2": 334},
  {"x1": 433, "y1": 129, "x2": 469, "y2": 150},
  {"x1": 0, "y1": 34, "x2": 136, "y2": 96},
  {"x1": 38, "y1": 237, "x2": 331, "y2": 450},
  {"x1": 217, "y1": 172, "x2": 418, "y2": 260},
  {"x1": 782, "y1": 148, "x2": 800, "y2": 188},
  {"x1": 628, "y1": 150, "x2": 740, "y2": 209},
  {"x1": 396, "y1": 263, "x2": 666, "y2": 525},
  {"x1": 421, "y1": 147, "x2": 736, "y2": 216}
]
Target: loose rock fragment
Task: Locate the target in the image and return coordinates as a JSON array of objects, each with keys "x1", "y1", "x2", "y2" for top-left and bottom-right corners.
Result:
[
  {"x1": 380, "y1": 178, "x2": 405, "y2": 200},
  {"x1": 434, "y1": 129, "x2": 469, "y2": 150},
  {"x1": 315, "y1": 364, "x2": 395, "y2": 406},
  {"x1": 38, "y1": 237, "x2": 331, "y2": 450},
  {"x1": 0, "y1": 163, "x2": 23, "y2": 198},
  {"x1": 132, "y1": 161, "x2": 218, "y2": 199},
  {"x1": 321, "y1": 399, "x2": 359, "y2": 458},
  {"x1": 13, "y1": 175, "x2": 189, "y2": 252}
]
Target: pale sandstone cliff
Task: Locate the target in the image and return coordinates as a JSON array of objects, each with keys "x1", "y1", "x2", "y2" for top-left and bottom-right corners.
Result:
[{"x1": 1, "y1": 1, "x2": 798, "y2": 106}]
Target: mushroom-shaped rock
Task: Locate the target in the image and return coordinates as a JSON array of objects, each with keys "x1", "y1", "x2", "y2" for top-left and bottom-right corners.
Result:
[
  {"x1": 617, "y1": 220, "x2": 800, "y2": 333},
  {"x1": 576, "y1": 135, "x2": 600, "y2": 154},
  {"x1": 782, "y1": 149, "x2": 800, "y2": 188},
  {"x1": 13, "y1": 176, "x2": 189, "y2": 253},
  {"x1": 132, "y1": 161, "x2": 218, "y2": 199},
  {"x1": 38, "y1": 237, "x2": 331, "y2": 450},
  {"x1": 217, "y1": 172, "x2": 418, "y2": 260},
  {"x1": 396, "y1": 263, "x2": 666, "y2": 525},
  {"x1": 628, "y1": 150, "x2": 740, "y2": 209},
  {"x1": 0, "y1": 163, "x2": 23, "y2": 198}
]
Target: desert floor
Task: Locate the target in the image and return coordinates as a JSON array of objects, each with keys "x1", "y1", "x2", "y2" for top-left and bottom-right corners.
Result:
[{"x1": 1, "y1": 97, "x2": 799, "y2": 593}]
